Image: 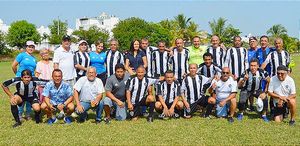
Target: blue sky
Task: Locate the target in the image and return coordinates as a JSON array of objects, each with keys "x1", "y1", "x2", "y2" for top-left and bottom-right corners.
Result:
[{"x1": 1, "y1": 0, "x2": 300, "y2": 38}]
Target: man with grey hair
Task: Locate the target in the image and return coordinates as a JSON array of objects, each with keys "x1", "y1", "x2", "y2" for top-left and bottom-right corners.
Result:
[
  {"x1": 106, "y1": 38, "x2": 124, "y2": 77},
  {"x1": 73, "y1": 66, "x2": 105, "y2": 123}
]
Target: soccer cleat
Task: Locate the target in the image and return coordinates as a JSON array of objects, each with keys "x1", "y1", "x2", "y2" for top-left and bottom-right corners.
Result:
[
  {"x1": 158, "y1": 113, "x2": 165, "y2": 119},
  {"x1": 12, "y1": 122, "x2": 22, "y2": 128},
  {"x1": 147, "y1": 116, "x2": 154, "y2": 122},
  {"x1": 104, "y1": 118, "x2": 111, "y2": 124},
  {"x1": 228, "y1": 117, "x2": 234, "y2": 123},
  {"x1": 173, "y1": 113, "x2": 180, "y2": 119},
  {"x1": 64, "y1": 117, "x2": 72, "y2": 124},
  {"x1": 57, "y1": 111, "x2": 65, "y2": 120},
  {"x1": 47, "y1": 118, "x2": 58, "y2": 125},
  {"x1": 237, "y1": 113, "x2": 243, "y2": 121},
  {"x1": 261, "y1": 115, "x2": 269, "y2": 122},
  {"x1": 289, "y1": 120, "x2": 295, "y2": 126}
]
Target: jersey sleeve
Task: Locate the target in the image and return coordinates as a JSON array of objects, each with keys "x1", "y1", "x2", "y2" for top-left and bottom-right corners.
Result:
[
  {"x1": 104, "y1": 77, "x2": 114, "y2": 91},
  {"x1": 42, "y1": 82, "x2": 51, "y2": 97},
  {"x1": 15, "y1": 53, "x2": 23, "y2": 63},
  {"x1": 52, "y1": 50, "x2": 60, "y2": 64},
  {"x1": 73, "y1": 77, "x2": 84, "y2": 92},
  {"x1": 231, "y1": 80, "x2": 238, "y2": 93},
  {"x1": 263, "y1": 53, "x2": 272, "y2": 65},
  {"x1": 2, "y1": 77, "x2": 22, "y2": 87}
]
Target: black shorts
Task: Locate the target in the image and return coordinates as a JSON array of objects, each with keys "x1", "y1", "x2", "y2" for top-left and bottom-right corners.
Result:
[
  {"x1": 15, "y1": 93, "x2": 39, "y2": 107},
  {"x1": 189, "y1": 95, "x2": 209, "y2": 114},
  {"x1": 274, "y1": 102, "x2": 288, "y2": 117},
  {"x1": 132, "y1": 97, "x2": 149, "y2": 117}
]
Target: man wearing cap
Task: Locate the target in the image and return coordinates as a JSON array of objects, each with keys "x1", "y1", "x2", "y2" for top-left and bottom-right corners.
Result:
[
  {"x1": 74, "y1": 40, "x2": 90, "y2": 80},
  {"x1": 268, "y1": 65, "x2": 296, "y2": 125},
  {"x1": 237, "y1": 58, "x2": 270, "y2": 122},
  {"x1": 53, "y1": 35, "x2": 77, "y2": 87}
]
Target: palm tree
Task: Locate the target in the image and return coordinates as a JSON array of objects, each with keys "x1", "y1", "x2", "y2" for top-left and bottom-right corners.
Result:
[
  {"x1": 267, "y1": 24, "x2": 287, "y2": 38},
  {"x1": 174, "y1": 14, "x2": 192, "y2": 41},
  {"x1": 208, "y1": 17, "x2": 241, "y2": 46}
]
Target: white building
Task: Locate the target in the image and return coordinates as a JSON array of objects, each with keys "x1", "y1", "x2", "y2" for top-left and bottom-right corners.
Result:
[
  {"x1": 0, "y1": 19, "x2": 10, "y2": 33},
  {"x1": 75, "y1": 12, "x2": 119, "y2": 37}
]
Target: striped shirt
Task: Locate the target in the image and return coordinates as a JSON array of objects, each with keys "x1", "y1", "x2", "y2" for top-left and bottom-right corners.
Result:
[
  {"x1": 2, "y1": 77, "x2": 48, "y2": 97},
  {"x1": 169, "y1": 48, "x2": 189, "y2": 81},
  {"x1": 156, "y1": 81, "x2": 181, "y2": 104},
  {"x1": 198, "y1": 63, "x2": 222, "y2": 79},
  {"x1": 151, "y1": 50, "x2": 170, "y2": 77},
  {"x1": 263, "y1": 50, "x2": 290, "y2": 76},
  {"x1": 106, "y1": 49, "x2": 124, "y2": 77},
  {"x1": 143, "y1": 46, "x2": 158, "y2": 77},
  {"x1": 224, "y1": 47, "x2": 248, "y2": 78},
  {"x1": 74, "y1": 51, "x2": 90, "y2": 76},
  {"x1": 239, "y1": 69, "x2": 269, "y2": 92},
  {"x1": 181, "y1": 74, "x2": 211, "y2": 104},
  {"x1": 206, "y1": 46, "x2": 225, "y2": 68},
  {"x1": 125, "y1": 76, "x2": 159, "y2": 104}
]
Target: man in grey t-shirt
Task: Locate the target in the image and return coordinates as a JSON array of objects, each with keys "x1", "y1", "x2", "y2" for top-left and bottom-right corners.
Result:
[{"x1": 103, "y1": 64, "x2": 130, "y2": 122}]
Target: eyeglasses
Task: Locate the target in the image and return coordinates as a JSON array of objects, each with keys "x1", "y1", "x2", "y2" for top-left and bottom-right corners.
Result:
[{"x1": 222, "y1": 72, "x2": 230, "y2": 74}]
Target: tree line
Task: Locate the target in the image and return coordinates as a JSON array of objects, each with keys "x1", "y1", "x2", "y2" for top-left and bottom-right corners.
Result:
[{"x1": 0, "y1": 14, "x2": 299, "y2": 55}]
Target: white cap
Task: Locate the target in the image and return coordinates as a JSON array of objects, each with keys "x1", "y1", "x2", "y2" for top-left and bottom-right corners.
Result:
[
  {"x1": 78, "y1": 40, "x2": 88, "y2": 45},
  {"x1": 26, "y1": 40, "x2": 36, "y2": 47},
  {"x1": 256, "y1": 98, "x2": 263, "y2": 112}
]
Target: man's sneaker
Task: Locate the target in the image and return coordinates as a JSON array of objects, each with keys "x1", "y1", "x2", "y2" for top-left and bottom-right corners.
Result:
[
  {"x1": 47, "y1": 118, "x2": 58, "y2": 125},
  {"x1": 57, "y1": 111, "x2": 65, "y2": 119},
  {"x1": 143, "y1": 112, "x2": 149, "y2": 117},
  {"x1": 158, "y1": 113, "x2": 165, "y2": 119},
  {"x1": 95, "y1": 119, "x2": 102, "y2": 124},
  {"x1": 237, "y1": 113, "x2": 243, "y2": 121},
  {"x1": 71, "y1": 112, "x2": 78, "y2": 118},
  {"x1": 147, "y1": 116, "x2": 154, "y2": 122},
  {"x1": 262, "y1": 115, "x2": 269, "y2": 122},
  {"x1": 289, "y1": 120, "x2": 296, "y2": 126},
  {"x1": 12, "y1": 122, "x2": 22, "y2": 128},
  {"x1": 35, "y1": 117, "x2": 42, "y2": 124},
  {"x1": 19, "y1": 115, "x2": 24, "y2": 121},
  {"x1": 64, "y1": 117, "x2": 72, "y2": 124},
  {"x1": 104, "y1": 118, "x2": 111, "y2": 124},
  {"x1": 173, "y1": 113, "x2": 180, "y2": 119},
  {"x1": 228, "y1": 117, "x2": 234, "y2": 123}
]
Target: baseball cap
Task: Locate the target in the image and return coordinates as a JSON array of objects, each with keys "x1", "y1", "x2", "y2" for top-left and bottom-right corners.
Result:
[
  {"x1": 26, "y1": 40, "x2": 36, "y2": 47},
  {"x1": 62, "y1": 35, "x2": 71, "y2": 41},
  {"x1": 78, "y1": 40, "x2": 88, "y2": 45},
  {"x1": 256, "y1": 98, "x2": 263, "y2": 112}
]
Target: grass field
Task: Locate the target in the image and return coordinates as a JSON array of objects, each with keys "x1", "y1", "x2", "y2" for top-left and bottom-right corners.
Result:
[{"x1": 0, "y1": 55, "x2": 300, "y2": 145}]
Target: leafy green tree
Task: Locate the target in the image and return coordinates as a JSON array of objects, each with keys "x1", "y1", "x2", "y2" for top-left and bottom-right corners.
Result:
[
  {"x1": 0, "y1": 31, "x2": 9, "y2": 55},
  {"x1": 48, "y1": 19, "x2": 68, "y2": 44},
  {"x1": 209, "y1": 17, "x2": 241, "y2": 46},
  {"x1": 72, "y1": 26, "x2": 109, "y2": 47},
  {"x1": 267, "y1": 24, "x2": 287, "y2": 38},
  {"x1": 113, "y1": 17, "x2": 172, "y2": 51},
  {"x1": 6, "y1": 20, "x2": 41, "y2": 49},
  {"x1": 174, "y1": 14, "x2": 191, "y2": 41}
]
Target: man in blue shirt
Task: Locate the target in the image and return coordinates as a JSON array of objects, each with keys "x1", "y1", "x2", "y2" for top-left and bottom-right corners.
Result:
[
  {"x1": 255, "y1": 35, "x2": 274, "y2": 75},
  {"x1": 41, "y1": 69, "x2": 74, "y2": 124},
  {"x1": 248, "y1": 37, "x2": 258, "y2": 63}
]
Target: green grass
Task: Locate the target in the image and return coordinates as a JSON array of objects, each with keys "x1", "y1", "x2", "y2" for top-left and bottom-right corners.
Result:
[{"x1": 0, "y1": 56, "x2": 300, "y2": 145}]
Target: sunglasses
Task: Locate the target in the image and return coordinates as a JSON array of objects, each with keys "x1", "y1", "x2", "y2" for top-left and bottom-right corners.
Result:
[
  {"x1": 277, "y1": 72, "x2": 286, "y2": 75},
  {"x1": 222, "y1": 72, "x2": 230, "y2": 74}
]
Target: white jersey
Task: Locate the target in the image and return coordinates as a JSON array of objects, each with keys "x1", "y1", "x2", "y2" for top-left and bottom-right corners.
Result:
[
  {"x1": 268, "y1": 75, "x2": 296, "y2": 103},
  {"x1": 212, "y1": 76, "x2": 237, "y2": 101}
]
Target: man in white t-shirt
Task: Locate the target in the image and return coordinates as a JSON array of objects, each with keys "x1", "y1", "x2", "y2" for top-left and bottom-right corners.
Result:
[
  {"x1": 53, "y1": 35, "x2": 77, "y2": 87},
  {"x1": 208, "y1": 67, "x2": 237, "y2": 123},
  {"x1": 268, "y1": 65, "x2": 296, "y2": 125},
  {"x1": 73, "y1": 67, "x2": 105, "y2": 124}
]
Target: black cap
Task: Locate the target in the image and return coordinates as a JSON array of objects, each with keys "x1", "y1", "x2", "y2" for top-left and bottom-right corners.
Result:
[
  {"x1": 277, "y1": 65, "x2": 288, "y2": 72},
  {"x1": 62, "y1": 35, "x2": 71, "y2": 41}
]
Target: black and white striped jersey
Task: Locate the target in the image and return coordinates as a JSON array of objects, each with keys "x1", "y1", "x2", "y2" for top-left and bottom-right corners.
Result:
[
  {"x1": 151, "y1": 50, "x2": 170, "y2": 77},
  {"x1": 206, "y1": 46, "x2": 226, "y2": 68},
  {"x1": 2, "y1": 77, "x2": 48, "y2": 97},
  {"x1": 143, "y1": 46, "x2": 158, "y2": 77},
  {"x1": 263, "y1": 50, "x2": 290, "y2": 76},
  {"x1": 106, "y1": 49, "x2": 124, "y2": 77},
  {"x1": 224, "y1": 47, "x2": 248, "y2": 78},
  {"x1": 198, "y1": 63, "x2": 222, "y2": 79},
  {"x1": 181, "y1": 74, "x2": 211, "y2": 104},
  {"x1": 169, "y1": 48, "x2": 190, "y2": 81},
  {"x1": 125, "y1": 76, "x2": 159, "y2": 104},
  {"x1": 74, "y1": 51, "x2": 90, "y2": 76},
  {"x1": 156, "y1": 81, "x2": 181, "y2": 104},
  {"x1": 239, "y1": 69, "x2": 269, "y2": 92}
]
